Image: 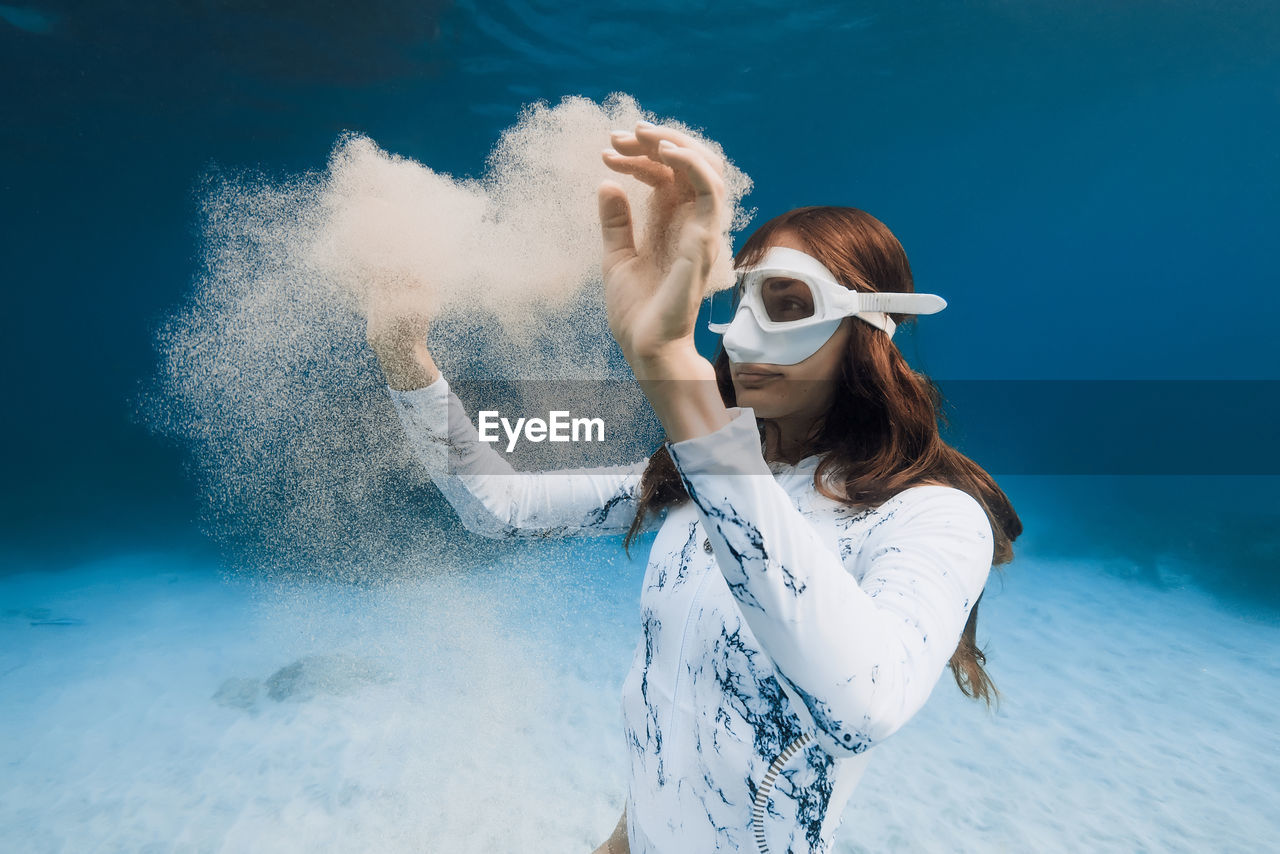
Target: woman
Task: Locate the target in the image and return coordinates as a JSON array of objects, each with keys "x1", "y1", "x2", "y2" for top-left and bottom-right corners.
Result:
[{"x1": 368, "y1": 122, "x2": 1021, "y2": 853}]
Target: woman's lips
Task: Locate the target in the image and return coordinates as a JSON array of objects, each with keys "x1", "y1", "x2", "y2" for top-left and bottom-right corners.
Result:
[{"x1": 734, "y1": 366, "x2": 782, "y2": 382}]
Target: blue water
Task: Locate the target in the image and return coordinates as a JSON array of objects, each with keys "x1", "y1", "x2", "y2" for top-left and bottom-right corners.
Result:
[{"x1": 3, "y1": 2, "x2": 1278, "y2": 851}]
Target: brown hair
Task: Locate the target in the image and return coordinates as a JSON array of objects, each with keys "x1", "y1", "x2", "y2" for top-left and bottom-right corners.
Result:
[{"x1": 623, "y1": 206, "x2": 1022, "y2": 708}]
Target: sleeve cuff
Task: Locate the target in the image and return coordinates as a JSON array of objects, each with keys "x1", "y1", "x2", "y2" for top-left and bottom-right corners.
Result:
[
  {"x1": 664, "y1": 406, "x2": 771, "y2": 477},
  {"x1": 387, "y1": 373, "x2": 449, "y2": 410}
]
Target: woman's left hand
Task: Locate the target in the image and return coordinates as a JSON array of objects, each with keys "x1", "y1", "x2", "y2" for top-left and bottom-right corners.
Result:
[
  {"x1": 597, "y1": 122, "x2": 733, "y2": 442},
  {"x1": 598, "y1": 122, "x2": 727, "y2": 379}
]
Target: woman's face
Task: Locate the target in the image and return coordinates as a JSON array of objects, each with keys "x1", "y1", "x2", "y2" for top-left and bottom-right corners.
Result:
[{"x1": 728, "y1": 229, "x2": 851, "y2": 423}]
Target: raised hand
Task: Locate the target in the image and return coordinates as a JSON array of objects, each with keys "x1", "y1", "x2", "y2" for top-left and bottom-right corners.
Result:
[
  {"x1": 598, "y1": 121, "x2": 732, "y2": 441},
  {"x1": 598, "y1": 122, "x2": 728, "y2": 375}
]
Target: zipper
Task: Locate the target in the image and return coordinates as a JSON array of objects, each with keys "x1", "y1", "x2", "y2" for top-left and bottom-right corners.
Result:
[{"x1": 752, "y1": 732, "x2": 815, "y2": 854}]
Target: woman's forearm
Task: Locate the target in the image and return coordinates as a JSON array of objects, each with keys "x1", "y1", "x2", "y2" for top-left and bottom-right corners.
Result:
[
  {"x1": 387, "y1": 370, "x2": 653, "y2": 539},
  {"x1": 631, "y1": 345, "x2": 731, "y2": 443}
]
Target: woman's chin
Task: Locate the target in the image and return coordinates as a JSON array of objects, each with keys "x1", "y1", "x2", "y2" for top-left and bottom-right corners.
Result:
[{"x1": 732, "y1": 387, "x2": 781, "y2": 417}]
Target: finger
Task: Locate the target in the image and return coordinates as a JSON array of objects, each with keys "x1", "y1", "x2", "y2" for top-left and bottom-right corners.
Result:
[
  {"x1": 601, "y1": 149, "x2": 673, "y2": 188},
  {"x1": 598, "y1": 180, "x2": 638, "y2": 270},
  {"x1": 611, "y1": 128, "x2": 726, "y2": 207},
  {"x1": 608, "y1": 129, "x2": 648, "y2": 157},
  {"x1": 609, "y1": 131, "x2": 691, "y2": 195},
  {"x1": 611, "y1": 126, "x2": 726, "y2": 184},
  {"x1": 633, "y1": 122, "x2": 727, "y2": 179},
  {"x1": 656, "y1": 238, "x2": 718, "y2": 336},
  {"x1": 655, "y1": 140, "x2": 723, "y2": 226},
  {"x1": 647, "y1": 134, "x2": 726, "y2": 206}
]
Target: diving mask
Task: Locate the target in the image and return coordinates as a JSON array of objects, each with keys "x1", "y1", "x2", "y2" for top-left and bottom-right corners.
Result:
[{"x1": 707, "y1": 246, "x2": 948, "y2": 365}]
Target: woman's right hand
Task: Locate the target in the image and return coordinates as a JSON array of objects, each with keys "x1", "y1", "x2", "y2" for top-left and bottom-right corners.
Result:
[{"x1": 365, "y1": 289, "x2": 441, "y2": 391}]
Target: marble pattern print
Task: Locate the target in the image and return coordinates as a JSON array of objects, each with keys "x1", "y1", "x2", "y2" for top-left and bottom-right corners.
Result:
[{"x1": 390, "y1": 382, "x2": 996, "y2": 853}]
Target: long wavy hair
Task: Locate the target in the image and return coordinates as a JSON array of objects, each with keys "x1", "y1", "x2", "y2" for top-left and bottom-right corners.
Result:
[{"x1": 622, "y1": 206, "x2": 1022, "y2": 708}]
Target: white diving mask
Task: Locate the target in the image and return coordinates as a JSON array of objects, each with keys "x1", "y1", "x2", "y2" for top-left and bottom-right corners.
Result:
[{"x1": 707, "y1": 246, "x2": 948, "y2": 365}]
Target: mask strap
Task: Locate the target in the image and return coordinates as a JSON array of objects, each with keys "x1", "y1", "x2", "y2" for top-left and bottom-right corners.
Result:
[{"x1": 852, "y1": 311, "x2": 894, "y2": 336}]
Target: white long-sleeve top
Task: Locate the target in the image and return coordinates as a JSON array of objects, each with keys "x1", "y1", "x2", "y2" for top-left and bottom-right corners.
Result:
[{"x1": 389, "y1": 375, "x2": 994, "y2": 854}]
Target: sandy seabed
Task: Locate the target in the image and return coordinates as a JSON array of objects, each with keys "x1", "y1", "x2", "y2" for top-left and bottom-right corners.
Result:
[{"x1": 1, "y1": 538, "x2": 1275, "y2": 853}]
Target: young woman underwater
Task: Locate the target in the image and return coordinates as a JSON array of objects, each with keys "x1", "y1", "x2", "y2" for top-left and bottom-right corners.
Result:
[{"x1": 367, "y1": 122, "x2": 1022, "y2": 854}]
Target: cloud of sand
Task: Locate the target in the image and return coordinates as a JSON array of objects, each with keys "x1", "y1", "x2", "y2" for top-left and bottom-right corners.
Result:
[
  {"x1": 310, "y1": 93, "x2": 752, "y2": 361},
  {"x1": 141, "y1": 93, "x2": 754, "y2": 577}
]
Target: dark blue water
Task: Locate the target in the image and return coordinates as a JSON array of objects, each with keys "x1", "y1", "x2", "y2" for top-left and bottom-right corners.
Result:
[
  {"x1": 2, "y1": 5, "x2": 1279, "y2": 850},
  {"x1": 4, "y1": 0, "x2": 1276, "y2": 603}
]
